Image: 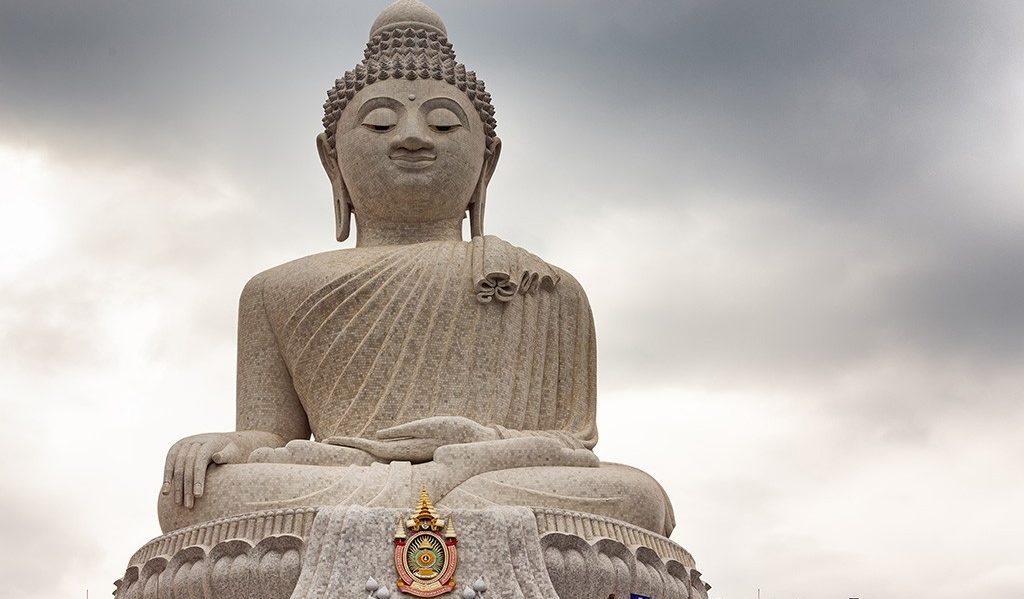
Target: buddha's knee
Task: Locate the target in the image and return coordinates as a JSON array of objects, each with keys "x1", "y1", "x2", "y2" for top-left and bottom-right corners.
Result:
[
  {"x1": 157, "y1": 463, "x2": 259, "y2": 532},
  {"x1": 157, "y1": 462, "x2": 354, "y2": 533},
  {"x1": 439, "y1": 462, "x2": 675, "y2": 536}
]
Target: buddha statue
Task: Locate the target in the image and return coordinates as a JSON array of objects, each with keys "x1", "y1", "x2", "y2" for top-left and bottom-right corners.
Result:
[{"x1": 156, "y1": 0, "x2": 675, "y2": 542}]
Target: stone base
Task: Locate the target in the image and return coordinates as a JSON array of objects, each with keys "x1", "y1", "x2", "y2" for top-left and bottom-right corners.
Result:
[{"x1": 114, "y1": 507, "x2": 709, "y2": 599}]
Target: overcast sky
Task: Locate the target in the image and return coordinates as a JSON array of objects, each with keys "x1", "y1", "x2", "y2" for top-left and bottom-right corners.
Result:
[{"x1": 1, "y1": 1, "x2": 1022, "y2": 598}]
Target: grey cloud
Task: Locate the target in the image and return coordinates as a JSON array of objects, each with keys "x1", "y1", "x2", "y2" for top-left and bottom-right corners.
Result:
[
  {"x1": 576, "y1": 199, "x2": 1023, "y2": 396},
  {"x1": 2, "y1": 2, "x2": 1023, "y2": 599},
  {"x1": 5, "y1": 1, "x2": 1020, "y2": 228}
]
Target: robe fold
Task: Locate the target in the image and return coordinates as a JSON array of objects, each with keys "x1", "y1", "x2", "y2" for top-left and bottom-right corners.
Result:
[{"x1": 249, "y1": 236, "x2": 597, "y2": 448}]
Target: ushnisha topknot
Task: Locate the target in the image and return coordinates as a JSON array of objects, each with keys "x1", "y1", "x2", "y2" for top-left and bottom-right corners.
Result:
[
  {"x1": 322, "y1": 0, "x2": 497, "y2": 157},
  {"x1": 370, "y1": 0, "x2": 447, "y2": 37}
]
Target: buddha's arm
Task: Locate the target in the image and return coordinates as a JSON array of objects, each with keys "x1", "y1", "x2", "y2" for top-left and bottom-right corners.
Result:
[
  {"x1": 161, "y1": 273, "x2": 311, "y2": 509},
  {"x1": 486, "y1": 272, "x2": 599, "y2": 451},
  {"x1": 487, "y1": 266, "x2": 600, "y2": 451},
  {"x1": 235, "y1": 272, "x2": 311, "y2": 441}
]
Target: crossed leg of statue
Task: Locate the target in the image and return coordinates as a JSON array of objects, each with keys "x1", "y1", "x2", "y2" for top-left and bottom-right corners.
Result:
[{"x1": 157, "y1": 437, "x2": 674, "y2": 537}]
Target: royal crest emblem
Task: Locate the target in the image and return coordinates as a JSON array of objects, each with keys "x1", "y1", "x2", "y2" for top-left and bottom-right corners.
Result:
[{"x1": 393, "y1": 486, "x2": 458, "y2": 597}]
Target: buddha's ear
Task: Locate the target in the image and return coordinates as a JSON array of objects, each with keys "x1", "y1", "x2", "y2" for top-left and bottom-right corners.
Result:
[
  {"x1": 482, "y1": 137, "x2": 502, "y2": 185},
  {"x1": 316, "y1": 133, "x2": 352, "y2": 242},
  {"x1": 469, "y1": 137, "x2": 501, "y2": 238}
]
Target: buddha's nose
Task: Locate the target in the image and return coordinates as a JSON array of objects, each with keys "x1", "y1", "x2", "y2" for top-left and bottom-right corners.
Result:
[{"x1": 391, "y1": 116, "x2": 435, "y2": 153}]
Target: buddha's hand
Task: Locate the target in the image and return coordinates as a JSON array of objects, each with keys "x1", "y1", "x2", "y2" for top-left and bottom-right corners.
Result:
[
  {"x1": 161, "y1": 430, "x2": 285, "y2": 509},
  {"x1": 433, "y1": 436, "x2": 599, "y2": 471},
  {"x1": 324, "y1": 416, "x2": 498, "y2": 463},
  {"x1": 247, "y1": 439, "x2": 379, "y2": 467},
  {"x1": 414, "y1": 437, "x2": 601, "y2": 497}
]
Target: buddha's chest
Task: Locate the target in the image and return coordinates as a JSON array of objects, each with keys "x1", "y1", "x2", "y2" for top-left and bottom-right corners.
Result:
[{"x1": 265, "y1": 244, "x2": 490, "y2": 387}]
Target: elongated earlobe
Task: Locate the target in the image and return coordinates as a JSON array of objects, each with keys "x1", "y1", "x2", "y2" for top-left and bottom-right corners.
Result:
[
  {"x1": 333, "y1": 187, "x2": 352, "y2": 242},
  {"x1": 469, "y1": 177, "x2": 486, "y2": 238},
  {"x1": 468, "y1": 138, "x2": 501, "y2": 239},
  {"x1": 316, "y1": 133, "x2": 353, "y2": 242}
]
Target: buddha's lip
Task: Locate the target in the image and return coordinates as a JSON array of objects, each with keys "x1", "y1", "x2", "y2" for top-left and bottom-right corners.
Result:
[{"x1": 389, "y1": 152, "x2": 436, "y2": 168}]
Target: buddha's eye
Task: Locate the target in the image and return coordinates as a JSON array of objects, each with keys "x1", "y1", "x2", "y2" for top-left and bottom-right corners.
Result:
[
  {"x1": 361, "y1": 107, "x2": 398, "y2": 132},
  {"x1": 426, "y1": 107, "x2": 462, "y2": 133}
]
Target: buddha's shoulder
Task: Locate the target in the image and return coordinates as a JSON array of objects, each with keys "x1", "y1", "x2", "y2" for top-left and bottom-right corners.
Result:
[
  {"x1": 239, "y1": 240, "x2": 588, "y2": 300},
  {"x1": 239, "y1": 246, "x2": 396, "y2": 298},
  {"x1": 477, "y1": 235, "x2": 590, "y2": 299},
  {"x1": 547, "y1": 264, "x2": 588, "y2": 305},
  {"x1": 491, "y1": 236, "x2": 587, "y2": 296}
]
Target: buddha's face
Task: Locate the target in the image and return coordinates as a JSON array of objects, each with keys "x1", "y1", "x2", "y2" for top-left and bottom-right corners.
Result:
[{"x1": 329, "y1": 78, "x2": 488, "y2": 224}]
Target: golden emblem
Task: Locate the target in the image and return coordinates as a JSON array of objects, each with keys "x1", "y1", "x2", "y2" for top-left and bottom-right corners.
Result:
[{"x1": 394, "y1": 486, "x2": 458, "y2": 597}]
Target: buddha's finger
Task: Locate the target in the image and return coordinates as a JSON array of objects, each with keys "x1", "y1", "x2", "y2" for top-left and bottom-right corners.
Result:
[
  {"x1": 559, "y1": 447, "x2": 600, "y2": 468},
  {"x1": 282, "y1": 439, "x2": 319, "y2": 459},
  {"x1": 192, "y1": 443, "x2": 219, "y2": 497},
  {"x1": 285, "y1": 441, "x2": 334, "y2": 465},
  {"x1": 162, "y1": 441, "x2": 183, "y2": 495},
  {"x1": 326, "y1": 436, "x2": 378, "y2": 452},
  {"x1": 247, "y1": 446, "x2": 277, "y2": 463},
  {"x1": 434, "y1": 436, "x2": 568, "y2": 472},
  {"x1": 211, "y1": 442, "x2": 242, "y2": 465},
  {"x1": 372, "y1": 438, "x2": 439, "y2": 462},
  {"x1": 327, "y1": 436, "x2": 430, "y2": 462},
  {"x1": 183, "y1": 443, "x2": 199, "y2": 509},
  {"x1": 172, "y1": 442, "x2": 191, "y2": 506}
]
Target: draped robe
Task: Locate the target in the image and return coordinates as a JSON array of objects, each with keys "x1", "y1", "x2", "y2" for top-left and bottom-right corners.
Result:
[
  {"x1": 241, "y1": 236, "x2": 597, "y2": 447},
  {"x1": 159, "y1": 237, "x2": 673, "y2": 536}
]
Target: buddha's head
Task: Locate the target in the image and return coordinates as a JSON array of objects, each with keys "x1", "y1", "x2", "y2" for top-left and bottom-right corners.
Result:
[{"x1": 317, "y1": 0, "x2": 501, "y2": 244}]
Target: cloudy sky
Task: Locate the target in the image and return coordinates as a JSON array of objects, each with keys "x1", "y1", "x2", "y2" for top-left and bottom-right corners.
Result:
[{"x1": 1, "y1": 1, "x2": 1022, "y2": 597}]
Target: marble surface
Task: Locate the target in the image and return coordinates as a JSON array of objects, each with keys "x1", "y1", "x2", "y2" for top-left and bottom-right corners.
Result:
[{"x1": 115, "y1": 506, "x2": 709, "y2": 599}]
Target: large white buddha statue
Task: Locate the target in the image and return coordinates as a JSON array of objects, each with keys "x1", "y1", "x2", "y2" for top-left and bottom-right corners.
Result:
[{"x1": 157, "y1": 0, "x2": 675, "y2": 541}]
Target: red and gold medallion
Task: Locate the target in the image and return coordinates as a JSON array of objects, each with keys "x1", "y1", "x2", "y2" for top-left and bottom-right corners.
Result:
[{"x1": 394, "y1": 486, "x2": 458, "y2": 597}]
